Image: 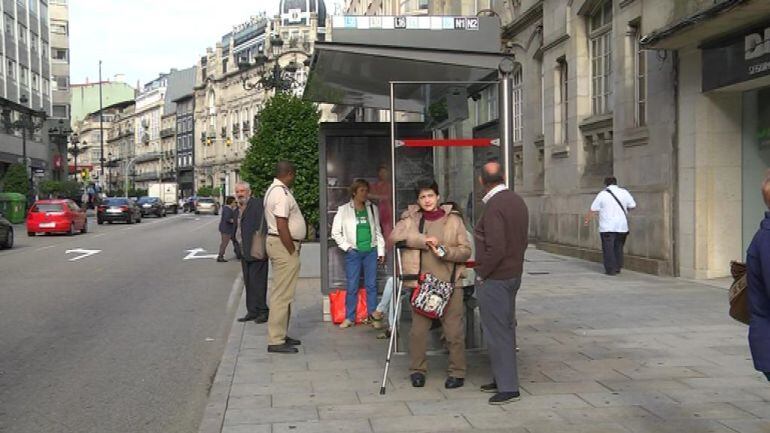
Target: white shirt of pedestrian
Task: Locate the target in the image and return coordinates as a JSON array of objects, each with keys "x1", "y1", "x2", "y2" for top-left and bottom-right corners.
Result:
[{"x1": 590, "y1": 185, "x2": 636, "y2": 233}]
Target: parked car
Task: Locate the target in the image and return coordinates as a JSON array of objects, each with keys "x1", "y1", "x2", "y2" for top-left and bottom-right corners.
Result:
[
  {"x1": 137, "y1": 196, "x2": 166, "y2": 218},
  {"x1": 97, "y1": 198, "x2": 142, "y2": 224},
  {"x1": 194, "y1": 197, "x2": 220, "y2": 215},
  {"x1": 0, "y1": 211, "x2": 13, "y2": 249},
  {"x1": 26, "y1": 199, "x2": 88, "y2": 236}
]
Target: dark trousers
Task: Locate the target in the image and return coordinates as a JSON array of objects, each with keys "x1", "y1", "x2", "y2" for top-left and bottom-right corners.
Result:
[
  {"x1": 478, "y1": 277, "x2": 521, "y2": 393},
  {"x1": 600, "y1": 232, "x2": 627, "y2": 274},
  {"x1": 218, "y1": 233, "x2": 241, "y2": 259},
  {"x1": 241, "y1": 259, "x2": 269, "y2": 316}
]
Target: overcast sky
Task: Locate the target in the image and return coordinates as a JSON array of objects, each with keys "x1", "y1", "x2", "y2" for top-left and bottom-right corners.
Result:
[{"x1": 70, "y1": 0, "x2": 343, "y2": 89}]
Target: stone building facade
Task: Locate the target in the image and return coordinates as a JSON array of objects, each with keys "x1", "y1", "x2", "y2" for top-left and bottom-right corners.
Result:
[{"x1": 193, "y1": 6, "x2": 323, "y2": 197}]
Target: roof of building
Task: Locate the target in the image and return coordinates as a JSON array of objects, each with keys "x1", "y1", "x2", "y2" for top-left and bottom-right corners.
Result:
[
  {"x1": 163, "y1": 67, "x2": 197, "y2": 113},
  {"x1": 639, "y1": 0, "x2": 770, "y2": 49}
]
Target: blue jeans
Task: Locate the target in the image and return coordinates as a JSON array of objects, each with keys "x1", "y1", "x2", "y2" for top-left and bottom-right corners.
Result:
[{"x1": 345, "y1": 249, "x2": 378, "y2": 322}]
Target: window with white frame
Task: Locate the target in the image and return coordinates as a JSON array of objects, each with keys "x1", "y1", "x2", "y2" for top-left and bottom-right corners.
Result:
[
  {"x1": 589, "y1": 0, "x2": 612, "y2": 115},
  {"x1": 631, "y1": 24, "x2": 646, "y2": 127},
  {"x1": 512, "y1": 68, "x2": 523, "y2": 142}
]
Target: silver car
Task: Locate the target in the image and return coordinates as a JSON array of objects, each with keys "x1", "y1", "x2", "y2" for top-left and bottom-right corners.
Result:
[{"x1": 195, "y1": 197, "x2": 220, "y2": 215}]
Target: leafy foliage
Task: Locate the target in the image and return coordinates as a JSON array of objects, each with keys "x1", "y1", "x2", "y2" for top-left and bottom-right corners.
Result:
[
  {"x1": 241, "y1": 92, "x2": 320, "y2": 237},
  {"x1": 0, "y1": 164, "x2": 28, "y2": 195},
  {"x1": 39, "y1": 180, "x2": 82, "y2": 199},
  {"x1": 197, "y1": 186, "x2": 220, "y2": 198}
]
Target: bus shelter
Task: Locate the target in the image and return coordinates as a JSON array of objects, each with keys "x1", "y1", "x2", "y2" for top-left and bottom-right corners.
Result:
[{"x1": 305, "y1": 15, "x2": 516, "y2": 349}]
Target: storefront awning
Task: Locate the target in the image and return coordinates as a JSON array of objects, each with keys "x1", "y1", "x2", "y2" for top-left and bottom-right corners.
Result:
[
  {"x1": 640, "y1": 0, "x2": 770, "y2": 49},
  {"x1": 304, "y1": 41, "x2": 506, "y2": 111}
]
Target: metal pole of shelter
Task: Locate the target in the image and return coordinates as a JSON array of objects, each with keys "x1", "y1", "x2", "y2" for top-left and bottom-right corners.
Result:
[
  {"x1": 389, "y1": 81, "x2": 398, "y2": 351},
  {"x1": 498, "y1": 58, "x2": 514, "y2": 189}
]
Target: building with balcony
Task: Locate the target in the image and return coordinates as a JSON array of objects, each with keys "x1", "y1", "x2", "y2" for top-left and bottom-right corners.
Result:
[
  {"x1": 0, "y1": 0, "x2": 53, "y2": 183},
  {"x1": 104, "y1": 100, "x2": 135, "y2": 194},
  {"x1": 174, "y1": 93, "x2": 195, "y2": 197},
  {"x1": 193, "y1": 8, "x2": 323, "y2": 197}
]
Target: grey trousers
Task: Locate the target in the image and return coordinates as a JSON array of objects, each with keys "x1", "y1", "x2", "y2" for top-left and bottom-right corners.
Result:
[{"x1": 478, "y1": 277, "x2": 521, "y2": 393}]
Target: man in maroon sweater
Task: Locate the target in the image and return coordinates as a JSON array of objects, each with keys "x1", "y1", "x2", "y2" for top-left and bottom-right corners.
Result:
[{"x1": 474, "y1": 161, "x2": 529, "y2": 405}]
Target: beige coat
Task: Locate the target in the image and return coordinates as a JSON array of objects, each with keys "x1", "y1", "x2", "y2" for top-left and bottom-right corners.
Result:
[{"x1": 389, "y1": 204, "x2": 471, "y2": 287}]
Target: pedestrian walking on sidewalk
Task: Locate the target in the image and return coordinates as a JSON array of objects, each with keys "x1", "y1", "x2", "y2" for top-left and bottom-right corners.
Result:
[
  {"x1": 584, "y1": 176, "x2": 636, "y2": 275},
  {"x1": 331, "y1": 179, "x2": 386, "y2": 329},
  {"x1": 474, "y1": 161, "x2": 528, "y2": 405},
  {"x1": 747, "y1": 175, "x2": 770, "y2": 382},
  {"x1": 265, "y1": 161, "x2": 306, "y2": 354},
  {"x1": 390, "y1": 180, "x2": 471, "y2": 390},
  {"x1": 217, "y1": 196, "x2": 240, "y2": 262},
  {"x1": 234, "y1": 182, "x2": 269, "y2": 324}
]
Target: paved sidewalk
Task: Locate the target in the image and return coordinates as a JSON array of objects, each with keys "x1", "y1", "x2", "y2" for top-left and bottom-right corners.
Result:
[{"x1": 199, "y1": 248, "x2": 769, "y2": 433}]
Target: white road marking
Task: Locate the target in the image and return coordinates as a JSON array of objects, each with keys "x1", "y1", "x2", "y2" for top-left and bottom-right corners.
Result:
[
  {"x1": 65, "y1": 248, "x2": 102, "y2": 261},
  {"x1": 35, "y1": 245, "x2": 56, "y2": 251},
  {"x1": 183, "y1": 248, "x2": 218, "y2": 260}
]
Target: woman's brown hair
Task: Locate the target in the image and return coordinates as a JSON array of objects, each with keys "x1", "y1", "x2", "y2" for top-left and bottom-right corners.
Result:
[{"x1": 349, "y1": 179, "x2": 370, "y2": 198}]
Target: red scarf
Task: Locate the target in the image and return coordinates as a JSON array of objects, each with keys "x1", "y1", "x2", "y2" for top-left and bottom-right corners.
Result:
[{"x1": 422, "y1": 208, "x2": 445, "y2": 221}]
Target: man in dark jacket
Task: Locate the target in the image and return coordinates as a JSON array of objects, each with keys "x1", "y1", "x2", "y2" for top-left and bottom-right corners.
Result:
[
  {"x1": 217, "y1": 196, "x2": 240, "y2": 262},
  {"x1": 747, "y1": 176, "x2": 770, "y2": 380},
  {"x1": 474, "y1": 161, "x2": 528, "y2": 405},
  {"x1": 234, "y1": 181, "x2": 269, "y2": 323}
]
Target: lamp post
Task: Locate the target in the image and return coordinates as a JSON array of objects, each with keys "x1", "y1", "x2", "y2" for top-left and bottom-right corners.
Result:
[
  {"x1": 107, "y1": 152, "x2": 113, "y2": 195},
  {"x1": 237, "y1": 35, "x2": 309, "y2": 93},
  {"x1": 68, "y1": 133, "x2": 84, "y2": 181},
  {"x1": 3, "y1": 94, "x2": 45, "y2": 203},
  {"x1": 47, "y1": 118, "x2": 72, "y2": 181}
]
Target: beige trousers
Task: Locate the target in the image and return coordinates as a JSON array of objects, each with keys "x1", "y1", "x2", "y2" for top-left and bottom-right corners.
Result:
[
  {"x1": 266, "y1": 236, "x2": 301, "y2": 345},
  {"x1": 409, "y1": 288, "x2": 466, "y2": 378}
]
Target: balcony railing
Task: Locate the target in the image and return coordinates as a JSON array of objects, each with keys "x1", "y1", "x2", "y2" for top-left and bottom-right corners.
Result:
[{"x1": 160, "y1": 128, "x2": 175, "y2": 138}]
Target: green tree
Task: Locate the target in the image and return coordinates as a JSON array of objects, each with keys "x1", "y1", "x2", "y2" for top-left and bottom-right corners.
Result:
[
  {"x1": 197, "y1": 186, "x2": 220, "y2": 197},
  {"x1": 241, "y1": 92, "x2": 320, "y2": 237},
  {"x1": 39, "y1": 180, "x2": 82, "y2": 199},
  {"x1": 0, "y1": 163, "x2": 28, "y2": 195}
]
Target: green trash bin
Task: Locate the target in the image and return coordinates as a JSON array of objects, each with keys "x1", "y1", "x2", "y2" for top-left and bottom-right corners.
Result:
[{"x1": 0, "y1": 192, "x2": 27, "y2": 224}]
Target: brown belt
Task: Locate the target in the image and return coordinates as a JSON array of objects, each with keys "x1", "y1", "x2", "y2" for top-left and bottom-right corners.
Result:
[{"x1": 267, "y1": 233, "x2": 302, "y2": 242}]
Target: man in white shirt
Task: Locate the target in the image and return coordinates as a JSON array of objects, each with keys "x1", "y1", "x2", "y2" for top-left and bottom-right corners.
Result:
[
  {"x1": 264, "y1": 160, "x2": 306, "y2": 354},
  {"x1": 584, "y1": 176, "x2": 636, "y2": 276}
]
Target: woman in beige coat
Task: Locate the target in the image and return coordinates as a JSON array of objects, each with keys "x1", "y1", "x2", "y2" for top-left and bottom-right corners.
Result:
[{"x1": 390, "y1": 180, "x2": 471, "y2": 389}]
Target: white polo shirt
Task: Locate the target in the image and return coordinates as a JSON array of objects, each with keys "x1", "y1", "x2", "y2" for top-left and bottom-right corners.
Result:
[
  {"x1": 264, "y1": 178, "x2": 307, "y2": 241},
  {"x1": 590, "y1": 185, "x2": 636, "y2": 233}
]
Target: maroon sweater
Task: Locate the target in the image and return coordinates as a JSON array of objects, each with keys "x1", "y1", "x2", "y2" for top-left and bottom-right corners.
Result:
[{"x1": 474, "y1": 188, "x2": 529, "y2": 280}]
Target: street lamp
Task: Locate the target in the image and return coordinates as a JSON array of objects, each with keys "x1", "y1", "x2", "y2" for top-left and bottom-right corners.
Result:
[
  {"x1": 107, "y1": 152, "x2": 113, "y2": 195},
  {"x1": 2, "y1": 94, "x2": 46, "y2": 204},
  {"x1": 238, "y1": 35, "x2": 309, "y2": 93},
  {"x1": 48, "y1": 119, "x2": 73, "y2": 181},
  {"x1": 68, "y1": 133, "x2": 85, "y2": 181}
]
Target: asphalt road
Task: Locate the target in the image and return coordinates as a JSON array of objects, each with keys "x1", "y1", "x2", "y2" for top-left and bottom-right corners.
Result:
[{"x1": 0, "y1": 212, "x2": 242, "y2": 433}]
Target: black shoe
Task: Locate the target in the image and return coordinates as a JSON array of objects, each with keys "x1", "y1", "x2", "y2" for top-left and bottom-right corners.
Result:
[
  {"x1": 605, "y1": 271, "x2": 617, "y2": 276},
  {"x1": 489, "y1": 391, "x2": 521, "y2": 405},
  {"x1": 285, "y1": 336, "x2": 301, "y2": 346},
  {"x1": 237, "y1": 314, "x2": 258, "y2": 322},
  {"x1": 216, "y1": 257, "x2": 227, "y2": 262},
  {"x1": 480, "y1": 382, "x2": 498, "y2": 393},
  {"x1": 267, "y1": 343, "x2": 298, "y2": 354},
  {"x1": 254, "y1": 313, "x2": 269, "y2": 324},
  {"x1": 410, "y1": 372, "x2": 426, "y2": 388},
  {"x1": 444, "y1": 377, "x2": 464, "y2": 389}
]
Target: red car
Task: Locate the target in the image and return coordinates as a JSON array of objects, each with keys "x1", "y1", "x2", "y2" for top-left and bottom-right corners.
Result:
[{"x1": 27, "y1": 199, "x2": 88, "y2": 236}]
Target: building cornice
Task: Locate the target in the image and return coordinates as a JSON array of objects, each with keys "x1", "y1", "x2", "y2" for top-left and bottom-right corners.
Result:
[{"x1": 502, "y1": 0, "x2": 544, "y2": 39}]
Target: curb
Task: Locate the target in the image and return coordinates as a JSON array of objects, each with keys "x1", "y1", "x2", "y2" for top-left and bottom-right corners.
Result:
[{"x1": 197, "y1": 273, "x2": 245, "y2": 433}]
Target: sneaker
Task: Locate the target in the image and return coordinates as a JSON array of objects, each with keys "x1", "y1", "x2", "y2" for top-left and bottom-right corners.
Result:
[
  {"x1": 489, "y1": 391, "x2": 521, "y2": 405},
  {"x1": 480, "y1": 382, "x2": 498, "y2": 393},
  {"x1": 339, "y1": 319, "x2": 354, "y2": 328}
]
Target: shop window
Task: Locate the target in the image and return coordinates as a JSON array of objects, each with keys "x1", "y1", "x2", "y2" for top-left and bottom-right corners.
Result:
[{"x1": 589, "y1": 0, "x2": 613, "y2": 115}]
